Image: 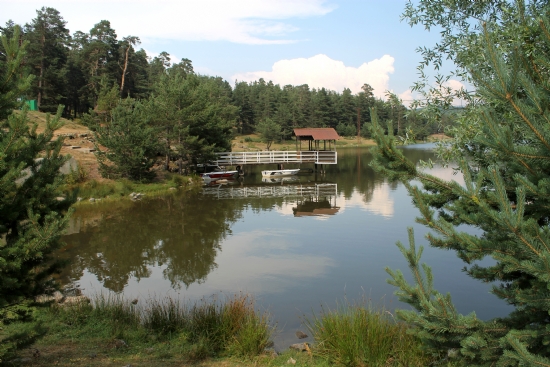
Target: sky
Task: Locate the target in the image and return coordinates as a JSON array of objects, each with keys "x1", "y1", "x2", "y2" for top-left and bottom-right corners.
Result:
[{"x1": 0, "y1": 0, "x2": 462, "y2": 103}]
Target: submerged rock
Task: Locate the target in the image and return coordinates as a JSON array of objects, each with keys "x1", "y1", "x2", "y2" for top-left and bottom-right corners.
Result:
[{"x1": 295, "y1": 330, "x2": 308, "y2": 339}]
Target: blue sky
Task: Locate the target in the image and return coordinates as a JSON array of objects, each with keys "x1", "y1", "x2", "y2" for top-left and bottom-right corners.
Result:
[{"x1": 1, "y1": 0, "x2": 459, "y2": 102}]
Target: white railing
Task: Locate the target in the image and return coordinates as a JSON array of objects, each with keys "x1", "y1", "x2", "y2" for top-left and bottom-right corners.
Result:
[
  {"x1": 213, "y1": 150, "x2": 337, "y2": 165},
  {"x1": 202, "y1": 183, "x2": 338, "y2": 200}
]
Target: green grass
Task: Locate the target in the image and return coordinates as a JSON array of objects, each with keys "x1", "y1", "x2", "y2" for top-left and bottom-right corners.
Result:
[
  {"x1": 306, "y1": 301, "x2": 432, "y2": 367},
  {"x1": 64, "y1": 173, "x2": 200, "y2": 202},
  {"x1": 7, "y1": 294, "x2": 273, "y2": 365},
  {"x1": 2, "y1": 295, "x2": 459, "y2": 366}
]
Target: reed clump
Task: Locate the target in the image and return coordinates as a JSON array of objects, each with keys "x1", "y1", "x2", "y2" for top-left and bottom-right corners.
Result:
[
  {"x1": 307, "y1": 301, "x2": 430, "y2": 367},
  {"x1": 48, "y1": 292, "x2": 272, "y2": 362}
]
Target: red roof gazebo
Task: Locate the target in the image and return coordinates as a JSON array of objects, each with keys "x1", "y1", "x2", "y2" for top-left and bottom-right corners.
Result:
[{"x1": 293, "y1": 128, "x2": 340, "y2": 151}]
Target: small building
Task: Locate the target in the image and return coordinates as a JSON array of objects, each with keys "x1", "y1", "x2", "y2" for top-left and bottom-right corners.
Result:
[{"x1": 293, "y1": 128, "x2": 340, "y2": 151}]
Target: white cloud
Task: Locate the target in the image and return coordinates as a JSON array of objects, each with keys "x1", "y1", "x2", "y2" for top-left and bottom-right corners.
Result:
[
  {"x1": 444, "y1": 79, "x2": 467, "y2": 107},
  {"x1": 232, "y1": 54, "x2": 395, "y2": 96},
  {"x1": 0, "y1": 0, "x2": 334, "y2": 44},
  {"x1": 398, "y1": 89, "x2": 414, "y2": 107},
  {"x1": 395, "y1": 80, "x2": 467, "y2": 108}
]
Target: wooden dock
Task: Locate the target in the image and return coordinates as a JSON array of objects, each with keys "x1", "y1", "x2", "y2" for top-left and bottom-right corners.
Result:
[{"x1": 213, "y1": 150, "x2": 337, "y2": 166}]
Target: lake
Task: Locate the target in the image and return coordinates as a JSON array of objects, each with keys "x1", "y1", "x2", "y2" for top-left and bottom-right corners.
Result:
[{"x1": 57, "y1": 144, "x2": 512, "y2": 348}]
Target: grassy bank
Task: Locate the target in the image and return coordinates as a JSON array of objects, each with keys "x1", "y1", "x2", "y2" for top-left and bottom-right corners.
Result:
[
  {"x1": 62, "y1": 173, "x2": 202, "y2": 205},
  {"x1": 1, "y1": 294, "x2": 452, "y2": 367}
]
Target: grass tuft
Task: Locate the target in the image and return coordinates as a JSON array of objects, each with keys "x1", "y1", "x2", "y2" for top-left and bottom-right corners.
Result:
[{"x1": 307, "y1": 300, "x2": 430, "y2": 366}]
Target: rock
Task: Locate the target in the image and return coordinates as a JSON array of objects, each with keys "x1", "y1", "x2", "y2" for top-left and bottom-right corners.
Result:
[
  {"x1": 287, "y1": 357, "x2": 296, "y2": 365},
  {"x1": 89, "y1": 198, "x2": 95, "y2": 203},
  {"x1": 295, "y1": 330, "x2": 308, "y2": 339},
  {"x1": 59, "y1": 157, "x2": 78, "y2": 174},
  {"x1": 61, "y1": 295, "x2": 90, "y2": 306},
  {"x1": 56, "y1": 197, "x2": 65, "y2": 201},
  {"x1": 129, "y1": 192, "x2": 144, "y2": 200},
  {"x1": 289, "y1": 342, "x2": 310, "y2": 352},
  {"x1": 169, "y1": 187, "x2": 176, "y2": 191},
  {"x1": 77, "y1": 197, "x2": 82, "y2": 202}
]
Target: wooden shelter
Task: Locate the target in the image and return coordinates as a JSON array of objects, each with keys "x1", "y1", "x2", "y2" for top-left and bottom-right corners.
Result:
[{"x1": 293, "y1": 128, "x2": 340, "y2": 151}]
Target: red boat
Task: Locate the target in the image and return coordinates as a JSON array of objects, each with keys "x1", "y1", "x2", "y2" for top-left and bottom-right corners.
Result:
[{"x1": 198, "y1": 165, "x2": 239, "y2": 180}]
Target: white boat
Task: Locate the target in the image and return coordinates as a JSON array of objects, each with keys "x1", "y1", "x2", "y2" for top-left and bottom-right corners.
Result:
[{"x1": 261, "y1": 169, "x2": 300, "y2": 177}]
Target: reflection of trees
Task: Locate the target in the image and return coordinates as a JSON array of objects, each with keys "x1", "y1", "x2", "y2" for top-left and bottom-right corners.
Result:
[
  {"x1": 56, "y1": 147, "x2": 439, "y2": 293},
  {"x1": 328, "y1": 147, "x2": 437, "y2": 202},
  {"x1": 58, "y1": 193, "x2": 243, "y2": 292}
]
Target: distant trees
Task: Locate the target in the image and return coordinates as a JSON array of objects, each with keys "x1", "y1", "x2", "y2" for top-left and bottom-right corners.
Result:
[
  {"x1": 0, "y1": 6, "x2": 455, "y2": 185},
  {"x1": 256, "y1": 118, "x2": 281, "y2": 150}
]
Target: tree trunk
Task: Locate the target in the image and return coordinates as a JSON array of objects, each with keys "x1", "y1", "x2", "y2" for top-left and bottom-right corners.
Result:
[
  {"x1": 120, "y1": 46, "x2": 130, "y2": 97},
  {"x1": 37, "y1": 32, "x2": 45, "y2": 109}
]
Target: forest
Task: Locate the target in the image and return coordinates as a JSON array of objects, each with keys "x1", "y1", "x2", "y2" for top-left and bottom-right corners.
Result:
[{"x1": 0, "y1": 7, "x2": 449, "y2": 145}]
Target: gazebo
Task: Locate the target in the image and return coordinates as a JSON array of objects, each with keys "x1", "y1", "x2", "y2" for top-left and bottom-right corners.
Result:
[{"x1": 293, "y1": 128, "x2": 340, "y2": 152}]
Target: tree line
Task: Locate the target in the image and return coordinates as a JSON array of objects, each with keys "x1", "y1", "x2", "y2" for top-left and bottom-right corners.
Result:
[{"x1": 1, "y1": 7, "x2": 447, "y2": 144}]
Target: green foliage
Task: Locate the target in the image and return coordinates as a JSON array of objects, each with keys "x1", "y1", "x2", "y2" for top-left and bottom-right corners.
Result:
[
  {"x1": 371, "y1": 3, "x2": 550, "y2": 365},
  {"x1": 307, "y1": 300, "x2": 429, "y2": 366},
  {"x1": 91, "y1": 98, "x2": 161, "y2": 181},
  {"x1": 0, "y1": 25, "x2": 32, "y2": 120},
  {"x1": 148, "y1": 72, "x2": 236, "y2": 168},
  {"x1": 0, "y1": 42, "x2": 72, "y2": 359},
  {"x1": 256, "y1": 118, "x2": 281, "y2": 150},
  {"x1": 1, "y1": 27, "x2": 71, "y2": 361},
  {"x1": 44, "y1": 293, "x2": 272, "y2": 362}
]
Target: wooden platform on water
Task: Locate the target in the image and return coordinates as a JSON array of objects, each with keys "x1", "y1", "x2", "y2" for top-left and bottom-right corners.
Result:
[{"x1": 213, "y1": 150, "x2": 337, "y2": 166}]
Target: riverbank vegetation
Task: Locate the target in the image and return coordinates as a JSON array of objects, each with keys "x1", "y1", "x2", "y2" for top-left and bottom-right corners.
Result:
[{"x1": 3, "y1": 293, "x2": 437, "y2": 367}]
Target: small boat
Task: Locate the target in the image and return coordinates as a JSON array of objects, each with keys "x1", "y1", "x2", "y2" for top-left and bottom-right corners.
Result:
[
  {"x1": 261, "y1": 169, "x2": 300, "y2": 177},
  {"x1": 198, "y1": 164, "x2": 239, "y2": 180}
]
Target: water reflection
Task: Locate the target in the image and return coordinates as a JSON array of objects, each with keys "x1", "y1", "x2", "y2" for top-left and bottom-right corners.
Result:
[
  {"x1": 58, "y1": 144, "x2": 512, "y2": 348},
  {"x1": 59, "y1": 194, "x2": 243, "y2": 291}
]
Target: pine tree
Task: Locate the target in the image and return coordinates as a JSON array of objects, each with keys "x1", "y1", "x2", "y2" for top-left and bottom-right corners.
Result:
[
  {"x1": 90, "y1": 98, "x2": 160, "y2": 181},
  {"x1": 370, "y1": 4, "x2": 550, "y2": 365},
  {"x1": 0, "y1": 27, "x2": 72, "y2": 361}
]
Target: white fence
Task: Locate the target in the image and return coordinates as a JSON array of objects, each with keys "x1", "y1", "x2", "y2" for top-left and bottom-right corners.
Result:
[
  {"x1": 213, "y1": 151, "x2": 337, "y2": 165},
  {"x1": 202, "y1": 183, "x2": 338, "y2": 200}
]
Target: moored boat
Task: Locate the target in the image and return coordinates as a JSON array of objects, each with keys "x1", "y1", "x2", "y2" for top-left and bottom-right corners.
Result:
[
  {"x1": 261, "y1": 169, "x2": 300, "y2": 177},
  {"x1": 198, "y1": 164, "x2": 239, "y2": 180}
]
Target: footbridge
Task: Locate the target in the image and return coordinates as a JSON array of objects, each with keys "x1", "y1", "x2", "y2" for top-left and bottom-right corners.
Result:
[
  {"x1": 202, "y1": 183, "x2": 338, "y2": 200},
  {"x1": 213, "y1": 150, "x2": 337, "y2": 166}
]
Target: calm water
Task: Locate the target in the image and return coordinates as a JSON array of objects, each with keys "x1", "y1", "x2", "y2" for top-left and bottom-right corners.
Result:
[{"x1": 58, "y1": 145, "x2": 511, "y2": 348}]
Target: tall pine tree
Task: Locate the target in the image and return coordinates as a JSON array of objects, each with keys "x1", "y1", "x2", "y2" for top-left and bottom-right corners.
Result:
[
  {"x1": 371, "y1": 2, "x2": 550, "y2": 365},
  {"x1": 0, "y1": 26, "x2": 72, "y2": 361}
]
